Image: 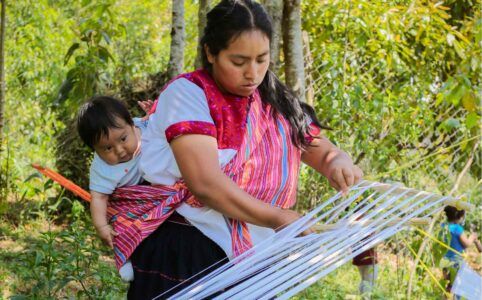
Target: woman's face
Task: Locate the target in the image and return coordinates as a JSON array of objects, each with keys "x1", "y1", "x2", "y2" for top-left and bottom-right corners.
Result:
[{"x1": 206, "y1": 30, "x2": 270, "y2": 97}]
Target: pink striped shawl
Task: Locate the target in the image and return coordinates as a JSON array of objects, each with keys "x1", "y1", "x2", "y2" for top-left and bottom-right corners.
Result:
[{"x1": 109, "y1": 70, "x2": 317, "y2": 269}]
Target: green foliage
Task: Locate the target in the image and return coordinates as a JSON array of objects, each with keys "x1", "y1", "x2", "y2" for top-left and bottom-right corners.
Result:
[
  {"x1": 7, "y1": 200, "x2": 126, "y2": 298},
  {"x1": 56, "y1": 1, "x2": 121, "y2": 117},
  {"x1": 299, "y1": 0, "x2": 481, "y2": 196}
]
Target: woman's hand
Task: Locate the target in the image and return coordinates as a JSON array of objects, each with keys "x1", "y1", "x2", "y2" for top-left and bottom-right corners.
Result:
[
  {"x1": 273, "y1": 209, "x2": 315, "y2": 236},
  {"x1": 302, "y1": 136, "x2": 363, "y2": 195},
  {"x1": 324, "y1": 153, "x2": 363, "y2": 195},
  {"x1": 171, "y1": 134, "x2": 313, "y2": 231}
]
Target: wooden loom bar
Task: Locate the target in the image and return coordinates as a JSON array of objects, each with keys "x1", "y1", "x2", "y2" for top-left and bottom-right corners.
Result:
[{"x1": 314, "y1": 217, "x2": 431, "y2": 232}]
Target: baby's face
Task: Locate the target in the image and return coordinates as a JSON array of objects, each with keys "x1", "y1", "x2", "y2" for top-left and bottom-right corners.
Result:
[{"x1": 93, "y1": 118, "x2": 140, "y2": 165}]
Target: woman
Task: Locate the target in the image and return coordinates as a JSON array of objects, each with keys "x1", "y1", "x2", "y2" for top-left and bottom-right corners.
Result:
[{"x1": 109, "y1": 0, "x2": 363, "y2": 298}]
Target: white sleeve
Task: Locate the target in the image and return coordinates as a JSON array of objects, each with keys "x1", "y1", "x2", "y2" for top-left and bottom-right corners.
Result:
[
  {"x1": 133, "y1": 117, "x2": 149, "y2": 132},
  {"x1": 89, "y1": 157, "x2": 116, "y2": 194},
  {"x1": 149, "y1": 78, "x2": 216, "y2": 142}
]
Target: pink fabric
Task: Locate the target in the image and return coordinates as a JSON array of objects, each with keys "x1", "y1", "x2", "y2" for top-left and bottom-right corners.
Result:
[{"x1": 165, "y1": 121, "x2": 217, "y2": 143}]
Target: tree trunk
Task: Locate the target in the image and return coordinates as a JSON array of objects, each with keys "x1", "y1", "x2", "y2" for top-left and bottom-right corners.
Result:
[
  {"x1": 262, "y1": 0, "x2": 283, "y2": 75},
  {"x1": 167, "y1": 0, "x2": 185, "y2": 79},
  {"x1": 302, "y1": 30, "x2": 314, "y2": 106},
  {"x1": 282, "y1": 0, "x2": 305, "y2": 102},
  {"x1": 195, "y1": 0, "x2": 210, "y2": 69},
  {"x1": 0, "y1": 0, "x2": 5, "y2": 146}
]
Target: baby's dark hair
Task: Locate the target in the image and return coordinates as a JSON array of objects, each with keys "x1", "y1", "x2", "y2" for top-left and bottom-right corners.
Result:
[
  {"x1": 77, "y1": 96, "x2": 134, "y2": 149},
  {"x1": 444, "y1": 205, "x2": 465, "y2": 222}
]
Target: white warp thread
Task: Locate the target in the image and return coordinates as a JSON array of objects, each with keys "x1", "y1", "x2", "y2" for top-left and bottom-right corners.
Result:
[
  {"x1": 452, "y1": 262, "x2": 482, "y2": 300},
  {"x1": 152, "y1": 181, "x2": 461, "y2": 300}
]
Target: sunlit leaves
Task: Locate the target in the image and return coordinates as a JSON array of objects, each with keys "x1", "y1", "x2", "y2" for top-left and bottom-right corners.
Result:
[{"x1": 300, "y1": 0, "x2": 480, "y2": 189}]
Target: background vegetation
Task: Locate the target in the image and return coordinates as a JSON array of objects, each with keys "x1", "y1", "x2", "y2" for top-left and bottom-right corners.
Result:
[{"x1": 0, "y1": 0, "x2": 480, "y2": 298}]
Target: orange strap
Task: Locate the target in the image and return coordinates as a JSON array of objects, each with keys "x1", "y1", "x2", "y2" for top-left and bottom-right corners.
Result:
[{"x1": 31, "y1": 163, "x2": 92, "y2": 202}]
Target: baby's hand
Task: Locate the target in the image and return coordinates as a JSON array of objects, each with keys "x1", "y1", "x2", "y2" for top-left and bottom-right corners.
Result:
[
  {"x1": 96, "y1": 224, "x2": 119, "y2": 249},
  {"x1": 138, "y1": 99, "x2": 154, "y2": 116}
]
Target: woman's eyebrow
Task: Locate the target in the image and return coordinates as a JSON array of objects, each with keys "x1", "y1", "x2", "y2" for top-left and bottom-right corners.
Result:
[{"x1": 229, "y1": 51, "x2": 270, "y2": 59}]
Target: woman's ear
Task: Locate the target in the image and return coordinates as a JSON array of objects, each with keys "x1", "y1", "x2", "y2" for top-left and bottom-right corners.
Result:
[{"x1": 204, "y1": 44, "x2": 215, "y2": 64}]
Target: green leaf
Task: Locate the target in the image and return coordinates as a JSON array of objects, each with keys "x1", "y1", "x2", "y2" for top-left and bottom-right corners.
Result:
[
  {"x1": 97, "y1": 46, "x2": 115, "y2": 62},
  {"x1": 63, "y1": 43, "x2": 80, "y2": 65},
  {"x1": 445, "y1": 83, "x2": 465, "y2": 106},
  {"x1": 465, "y1": 112, "x2": 479, "y2": 129},
  {"x1": 43, "y1": 179, "x2": 54, "y2": 191},
  {"x1": 461, "y1": 92, "x2": 477, "y2": 112},
  {"x1": 100, "y1": 30, "x2": 111, "y2": 44},
  {"x1": 446, "y1": 33, "x2": 455, "y2": 46},
  {"x1": 444, "y1": 118, "x2": 460, "y2": 130},
  {"x1": 24, "y1": 172, "x2": 42, "y2": 183},
  {"x1": 453, "y1": 40, "x2": 466, "y2": 59}
]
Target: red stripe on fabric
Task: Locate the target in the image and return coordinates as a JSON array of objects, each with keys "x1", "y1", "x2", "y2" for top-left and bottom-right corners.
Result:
[
  {"x1": 109, "y1": 185, "x2": 193, "y2": 269},
  {"x1": 165, "y1": 121, "x2": 217, "y2": 143}
]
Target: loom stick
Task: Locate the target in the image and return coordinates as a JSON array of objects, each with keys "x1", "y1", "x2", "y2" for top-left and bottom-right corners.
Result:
[
  {"x1": 31, "y1": 164, "x2": 117, "y2": 217},
  {"x1": 314, "y1": 217, "x2": 431, "y2": 232},
  {"x1": 32, "y1": 163, "x2": 91, "y2": 202}
]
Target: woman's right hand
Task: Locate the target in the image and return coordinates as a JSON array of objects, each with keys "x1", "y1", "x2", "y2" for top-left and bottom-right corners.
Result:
[{"x1": 274, "y1": 209, "x2": 314, "y2": 236}]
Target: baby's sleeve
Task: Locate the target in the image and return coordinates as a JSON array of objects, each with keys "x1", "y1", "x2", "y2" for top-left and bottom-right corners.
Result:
[
  {"x1": 89, "y1": 158, "x2": 115, "y2": 195},
  {"x1": 150, "y1": 78, "x2": 216, "y2": 143},
  {"x1": 133, "y1": 117, "x2": 149, "y2": 132}
]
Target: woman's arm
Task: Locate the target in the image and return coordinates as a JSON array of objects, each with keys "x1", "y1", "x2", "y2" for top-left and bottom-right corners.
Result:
[
  {"x1": 170, "y1": 134, "x2": 300, "y2": 230},
  {"x1": 301, "y1": 136, "x2": 363, "y2": 193}
]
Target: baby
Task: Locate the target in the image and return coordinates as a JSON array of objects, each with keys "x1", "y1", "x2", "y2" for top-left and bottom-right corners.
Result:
[{"x1": 77, "y1": 96, "x2": 151, "y2": 281}]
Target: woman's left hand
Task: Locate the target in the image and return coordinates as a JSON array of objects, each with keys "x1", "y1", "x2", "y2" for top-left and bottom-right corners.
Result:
[
  {"x1": 325, "y1": 153, "x2": 363, "y2": 195},
  {"x1": 301, "y1": 137, "x2": 363, "y2": 195}
]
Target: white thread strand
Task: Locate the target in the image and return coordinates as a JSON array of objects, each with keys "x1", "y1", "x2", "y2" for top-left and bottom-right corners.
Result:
[{"x1": 156, "y1": 182, "x2": 461, "y2": 300}]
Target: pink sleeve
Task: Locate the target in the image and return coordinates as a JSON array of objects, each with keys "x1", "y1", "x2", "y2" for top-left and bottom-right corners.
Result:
[{"x1": 165, "y1": 121, "x2": 216, "y2": 143}]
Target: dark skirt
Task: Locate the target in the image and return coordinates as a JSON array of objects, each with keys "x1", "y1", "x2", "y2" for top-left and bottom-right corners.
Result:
[
  {"x1": 352, "y1": 247, "x2": 378, "y2": 266},
  {"x1": 127, "y1": 213, "x2": 228, "y2": 300}
]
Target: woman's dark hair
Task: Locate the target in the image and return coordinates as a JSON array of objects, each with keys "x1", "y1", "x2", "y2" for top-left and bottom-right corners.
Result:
[
  {"x1": 444, "y1": 205, "x2": 465, "y2": 222},
  {"x1": 201, "y1": 0, "x2": 327, "y2": 148},
  {"x1": 77, "y1": 96, "x2": 134, "y2": 149}
]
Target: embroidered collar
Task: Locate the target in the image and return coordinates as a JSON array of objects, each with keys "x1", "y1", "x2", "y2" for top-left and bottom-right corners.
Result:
[{"x1": 179, "y1": 69, "x2": 258, "y2": 150}]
